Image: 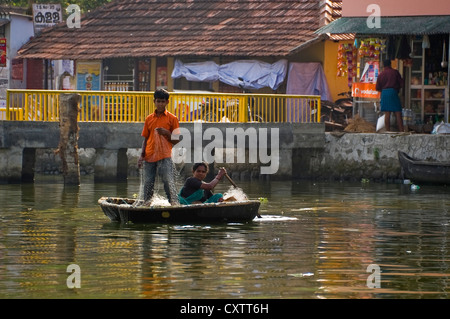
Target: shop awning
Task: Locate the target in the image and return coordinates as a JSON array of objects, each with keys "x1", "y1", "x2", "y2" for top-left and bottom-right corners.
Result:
[{"x1": 316, "y1": 16, "x2": 450, "y2": 35}]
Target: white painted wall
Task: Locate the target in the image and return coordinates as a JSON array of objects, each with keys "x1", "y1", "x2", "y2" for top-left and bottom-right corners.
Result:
[{"x1": 8, "y1": 14, "x2": 34, "y2": 90}]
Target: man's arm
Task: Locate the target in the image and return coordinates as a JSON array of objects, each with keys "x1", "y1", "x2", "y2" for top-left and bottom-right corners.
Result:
[
  {"x1": 200, "y1": 168, "x2": 226, "y2": 191},
  {"x1": 375, "y1": 72, "x2": 384, "y2": 92},
  {"x1": 155, "y1": 127, "x2": 180, "y2": 145}
]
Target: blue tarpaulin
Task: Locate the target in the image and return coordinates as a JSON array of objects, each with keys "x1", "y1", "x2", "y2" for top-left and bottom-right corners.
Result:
[
  {"x1": 171, "y1": 60, "x2": 219, "y2": 82},
  {"x1": 286, "y1": 62, "x2": 332, "y2": 122},
  {"x1": 172, "y1": 59, "x2": 288, "y2": 90}
]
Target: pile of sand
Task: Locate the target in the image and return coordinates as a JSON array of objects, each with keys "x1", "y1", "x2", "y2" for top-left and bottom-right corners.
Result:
[{"x1": 344, "y1": 114, "x2": 376, "y2": 133}]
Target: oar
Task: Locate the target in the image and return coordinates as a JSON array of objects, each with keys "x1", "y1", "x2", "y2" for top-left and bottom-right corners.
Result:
[
  {"x1": 223, "y1": 171, "x2": 262, "y2": 218},
  {"x1": 224, "y1": 173, "x2": 238, "y2": 188}
]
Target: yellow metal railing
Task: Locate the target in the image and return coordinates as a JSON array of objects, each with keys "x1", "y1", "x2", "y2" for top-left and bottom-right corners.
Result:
[{"x1": 4, "y1": 90, "x2": 321, "y2": 123}]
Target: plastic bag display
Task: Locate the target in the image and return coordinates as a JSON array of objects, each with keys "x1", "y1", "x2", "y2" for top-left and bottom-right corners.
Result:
[{"x1": 431, "y1": 121, "x2": 450, "y2": 134}]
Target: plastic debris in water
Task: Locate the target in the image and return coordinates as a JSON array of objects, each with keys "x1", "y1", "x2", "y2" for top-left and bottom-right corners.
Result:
[{"x1": 411, "y1": 184, "x2": 420, "y2": 191}]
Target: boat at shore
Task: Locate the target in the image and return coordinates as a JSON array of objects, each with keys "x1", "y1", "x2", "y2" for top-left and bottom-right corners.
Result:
[
  {"x1": 98, "y1": 197, "x2": 261, "y2": 223},
  {"x1": 398, "y1": 151, "x2": 450, "y2": 185}
]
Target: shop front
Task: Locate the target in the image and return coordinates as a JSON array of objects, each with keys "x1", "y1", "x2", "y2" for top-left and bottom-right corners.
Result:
[
  {"x1": 317, "y1": 15, "x2": 450, "y2": 131},
  {"x1": 45, "y1": 57, "x2": 173, "y2": 93},
  {"x1": 408, "y1": 35, "x2": 448, "y2": 127},
  {"x1": 353, "y1": 34, "x2": 448, "y2": 130}
]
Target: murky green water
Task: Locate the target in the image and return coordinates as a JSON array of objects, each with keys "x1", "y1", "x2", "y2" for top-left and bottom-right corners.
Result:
[{"x1": 0, "y1": 176, "x2": 449, "y2": 299}]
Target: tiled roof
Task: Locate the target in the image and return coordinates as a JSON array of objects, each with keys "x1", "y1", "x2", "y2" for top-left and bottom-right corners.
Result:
[
  {"x1": 319, "y1": 0, "x2": 355, "y2": 41},
  {"x1": 17, "y1": 0, "x2": 335, "y2": 60}
]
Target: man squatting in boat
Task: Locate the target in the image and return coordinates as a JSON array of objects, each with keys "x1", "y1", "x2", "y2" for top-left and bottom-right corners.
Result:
[{"x1": 178, "y1": 162, "x2": 227, "y2": 204}]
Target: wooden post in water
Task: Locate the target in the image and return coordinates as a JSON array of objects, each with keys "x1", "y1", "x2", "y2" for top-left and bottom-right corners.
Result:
[{"x1": 56, "y1": 93, "x2": 81, "y2": 185}]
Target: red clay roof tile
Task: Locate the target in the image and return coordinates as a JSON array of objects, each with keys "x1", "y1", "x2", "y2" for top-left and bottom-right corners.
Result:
[{"x1": 18, "y1": 0, "x2": 342, "y2": 60}]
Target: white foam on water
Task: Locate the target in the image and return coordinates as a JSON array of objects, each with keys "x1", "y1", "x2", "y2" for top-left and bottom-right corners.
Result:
[
  {"x1": 223, "y1": 187, "x2": 248, "y2": 201},
  {"x1": 253, "y1": 215, "x2": 298, "y2": 222},
  {"x1": 147, "y1": 194, "x2": 172, "y2": 207}
]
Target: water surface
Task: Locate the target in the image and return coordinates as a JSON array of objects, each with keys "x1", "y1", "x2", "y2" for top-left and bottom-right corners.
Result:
[{"x1": 0, "y1": 177, "x2": 449, "y2": 299}]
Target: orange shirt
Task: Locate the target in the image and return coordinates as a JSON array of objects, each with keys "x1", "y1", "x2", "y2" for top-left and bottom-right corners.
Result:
[{"x1": 141, "y1": 110, "x2": 180, "y2": 163}]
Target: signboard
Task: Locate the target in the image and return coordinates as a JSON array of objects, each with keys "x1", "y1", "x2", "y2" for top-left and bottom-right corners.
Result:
[
  {"x1": 0, "y1": 38, "x2": 6, "y2": 67},
  {"x1": 12, "y1": 59, "x2": 23, "y2": 80},
  {"x1": 76, "y1": 61, "x2": 101, "y2": 91},
  {"x1": 32, "y1": 4, "x2": 62, "y2": 33},
  {"x1": 352, "y1": 82, "x2": 380, "y2": 99},
  {"x1": 360, "y1": 61, "x2": 379, "y2": 84},
  {"x1": 156, "y1": 66, "x2": 168, "y2": 89}
]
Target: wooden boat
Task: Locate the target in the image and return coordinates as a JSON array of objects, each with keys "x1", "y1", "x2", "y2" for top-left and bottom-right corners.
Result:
[
  {"x1": 98, "y1": 197, "x2": 261, "y2": 224},
  {"x1": 398, "y1": 151, "x2": 450, "y2": 185}
]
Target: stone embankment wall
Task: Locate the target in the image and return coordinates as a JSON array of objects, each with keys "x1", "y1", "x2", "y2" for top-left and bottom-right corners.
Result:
[
  {"x1": 1, "y1": 121, "x2": 449, "y2": 183},
  {"x1": 312, "y1": 132, "x2": 449, "y2": 182},
  {"x1": 31, "y1": 132, "x2": 448, "y2": 182}
]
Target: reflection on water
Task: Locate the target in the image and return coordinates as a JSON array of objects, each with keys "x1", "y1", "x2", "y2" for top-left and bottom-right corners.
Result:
[{"x1": 0, "y1": 176, "x2": 449, "y2": 299}]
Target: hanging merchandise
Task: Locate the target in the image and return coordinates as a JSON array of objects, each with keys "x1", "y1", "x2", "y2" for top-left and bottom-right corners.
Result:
[
  {"x1": 337, "y1": 43, "x2": 357, "y2": 87},
  {"x1": 386, "y1": 36, "x2": 396, "y2": 61},
  {"x1": 396, "y1": 36, "x2": 411, "y2": 60},
  {"x1": 349, "y1": 44, "x2": 357, "y2": 86},
  {"x1": 422, "y1": 35, "x2": 430, "y2": 49},
  {"x1": 358, "y1": 38, "x2": 386, "y2": 59},
  {"x1": 0, "y1": 38, "x2": 6, "y2": 67},
  {"x1": 441, "y1": 41, "x2": 448, "y2": 68},
  {"x1": 337, "y1": 43, "x2": 347, "y2": 77}
]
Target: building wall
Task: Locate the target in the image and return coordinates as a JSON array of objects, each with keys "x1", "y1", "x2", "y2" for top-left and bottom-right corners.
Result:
[
  {"x1": 324, "y1": 40, "x2": 354, "y2": 102},
  {"x1": 342, "y1": 0, "x2": 450, "y2": 17},
  {"x1": 9, "y1": 15, "x2": 33, "y2": 58},
  {"x1": 5, "y1": 14, "x2": 34, "y2": 93},
  {"x1": 291, "y1": 41, "x2": 325, "y2": 63}
]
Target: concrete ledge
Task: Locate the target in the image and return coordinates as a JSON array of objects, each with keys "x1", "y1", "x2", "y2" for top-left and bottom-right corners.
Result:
[{"x1": 1, "y1": 120, "x2": 449, "y2": 183}]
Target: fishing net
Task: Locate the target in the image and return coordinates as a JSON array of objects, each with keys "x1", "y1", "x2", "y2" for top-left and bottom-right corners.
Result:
[
  {"x1": 133, "y1": 131, "x2": 182, "y2": 207},
  {"x1": 133, "y1": 160, "x2": 181, "y2": 207}
]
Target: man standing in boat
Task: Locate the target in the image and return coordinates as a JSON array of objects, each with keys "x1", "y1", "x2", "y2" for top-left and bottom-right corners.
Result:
[{"x1": 138, "y1": 89, "x2": 180, "y2": 204}]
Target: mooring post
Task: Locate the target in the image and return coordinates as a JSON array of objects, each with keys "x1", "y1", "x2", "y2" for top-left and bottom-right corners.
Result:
[{"x1": 56, "y1": 93, "x2": 81, "y2": 185}]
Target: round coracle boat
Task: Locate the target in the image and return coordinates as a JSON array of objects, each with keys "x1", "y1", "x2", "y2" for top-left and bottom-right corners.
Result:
[{"x1": 98, "y1": 197, "x2": 261, "y2": 224}]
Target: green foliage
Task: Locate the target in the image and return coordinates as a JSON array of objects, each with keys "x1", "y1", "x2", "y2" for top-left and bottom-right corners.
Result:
[{"x1": 373, "y1": 147, "x2": 380, "y2": 161}]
